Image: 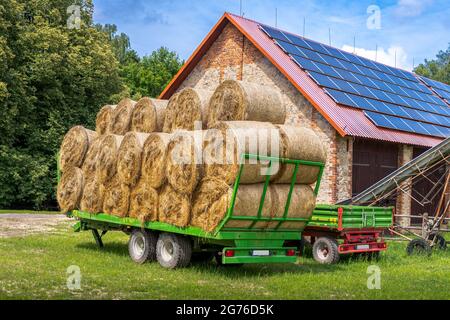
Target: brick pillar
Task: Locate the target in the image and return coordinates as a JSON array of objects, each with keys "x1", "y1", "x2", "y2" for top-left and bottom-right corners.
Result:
[{"x1": 396, "y1": 145, "x2": 413, "y2": 227}]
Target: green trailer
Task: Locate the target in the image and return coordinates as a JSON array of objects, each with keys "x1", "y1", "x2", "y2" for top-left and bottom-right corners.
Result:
[
  {"x1": 303, "y1": 205, "x2": 393, "y2": 264},
  {"x1": 65, "y1": 154, "x2": 393, "y2": 268}
]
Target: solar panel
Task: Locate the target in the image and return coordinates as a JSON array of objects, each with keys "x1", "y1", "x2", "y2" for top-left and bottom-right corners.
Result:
[
  {"x1": 419, "y1": 76, "x2": 450, "y2": 105},
  {"x1": 260, "y1": 24, "x2": 450, "y2": 138},
  {"x1": 326, "y1": 89, "x2": 450, "y2": 128},
  {"x1": 281, "y1": 40, "x2": 440, "y2": 105},
  {"x1": 365, "y1": 111, "x2": 450, "y2": 138}
]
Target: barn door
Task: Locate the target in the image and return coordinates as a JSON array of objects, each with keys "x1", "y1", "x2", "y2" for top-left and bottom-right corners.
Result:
[{"x1": 352, "y1": 139, "x2": 398, "y2": 205}]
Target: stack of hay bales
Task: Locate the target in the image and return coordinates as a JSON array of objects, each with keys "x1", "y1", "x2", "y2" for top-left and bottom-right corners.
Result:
[{"x1": 57, "y1": 80, "x2": 326, "y2": 233}]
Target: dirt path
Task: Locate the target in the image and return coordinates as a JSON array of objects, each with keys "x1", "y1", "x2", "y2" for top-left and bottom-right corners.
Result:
[{"x1": 0, "y1": 214, "x2": 72, "y2": 238}]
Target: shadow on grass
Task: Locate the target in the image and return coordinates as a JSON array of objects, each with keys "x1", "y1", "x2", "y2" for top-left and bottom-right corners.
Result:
[
  {"x1": 76, "y1": 241, "x2": 129, "y2": 257},
  {"x1": 189, "y1": 257, "x2": 344, "y2": 277}
]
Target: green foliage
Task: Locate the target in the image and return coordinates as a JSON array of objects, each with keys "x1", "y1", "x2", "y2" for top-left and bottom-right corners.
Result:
[
  {"x1": 0, "y1": 0, "x2": 123, "y2": 209},
  {"x1": 414, "y1": 44, "x2": 450, "y2": 84},
  {"x1": 120, "y1": 47, "x2": 183, "y2": 99}
]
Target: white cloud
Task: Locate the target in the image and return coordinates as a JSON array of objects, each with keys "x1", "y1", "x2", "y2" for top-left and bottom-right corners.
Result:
[
  {"x1": 341, "y1": 45, "x2": 411, "y2": 71},
  {"x1": 395, "y1": 0, "x2": 433, "y2": 17}
]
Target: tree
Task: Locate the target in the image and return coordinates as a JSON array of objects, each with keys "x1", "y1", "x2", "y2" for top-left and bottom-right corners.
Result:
[
  {"x1": 0, "y1": 0, "x2": 123, "y2": 209},
  {"x1": 121, "y1": 47, "x2": 184, "y2": 99},
  {"x1": 414, "y1": 44, "x2": 450, "y2": 84}
]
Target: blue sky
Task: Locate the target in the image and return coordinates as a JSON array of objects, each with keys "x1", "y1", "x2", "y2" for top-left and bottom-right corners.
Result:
[{"x1": 93, "y1": 0, "x2": 450, "y2": 71}]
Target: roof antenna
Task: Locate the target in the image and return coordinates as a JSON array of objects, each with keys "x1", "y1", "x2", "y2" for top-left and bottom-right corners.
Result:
[
  {"x1": 303, "y1": 17, "x2": 306, "y2": 37},
  {"x1": 275, "y1": 8, "x2": 278, "y2": 27},
  {"x1": 353, "y1": 36, "x2": 356, "y2": 54},
  {"x1": 375, "y1": 44, "x2": 378, "y2": 61},
  {"x1": 240, "y1": 0, "x2": 243, "y2": 16},
  {"x1": 328, "y1": 28, "x2": 332, "y2": 46}
]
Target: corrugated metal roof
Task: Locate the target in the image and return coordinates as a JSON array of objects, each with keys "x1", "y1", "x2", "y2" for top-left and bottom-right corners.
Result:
[{"x1": 160, "y1": 12, "x2": 445, "y2": 148}]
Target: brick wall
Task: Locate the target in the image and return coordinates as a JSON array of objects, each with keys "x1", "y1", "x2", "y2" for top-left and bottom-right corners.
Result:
[
  {"x1": 396, "y1": 144, "x2": 414, "y2": 226},
  {"x1": 178, "y1": 22, "x2": 353, "y2": 204}
]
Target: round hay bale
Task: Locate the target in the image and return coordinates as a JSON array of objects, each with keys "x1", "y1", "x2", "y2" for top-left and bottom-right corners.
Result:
[
  {"x1": 166, "y1": 130, "x2": 203, "y2": 195},
  {"x1": 208, "y1": 80, "x2": 286, "y2": 127},
  {"x1": 131, "y1": 97, "x2": 168, "y2": 133},
  {"x1": 191, "y1": 177, "x2": 230, "y2": 230},
  {"x1": 273, "y1": 125, "x2": 327, "y2": 185},
  {"x1": 59, "y1": 126, "x2": 97, "y2": 172},
  {"x1": 162, "y1": 92, "x2": 180, "y2": 133},
  {"x1": 111, "y1": 98, "x2": 137, "y2": 135},
  {"x1": 141, "y1": 132, "x2": 172, "y2": 189},
  {"x1": 192, "y1": 182, "x2": 275, "y2": 233},
  {"x1": 96, "y1": 105, "x2": 117, "y2": 135},
  {"x1": 129, "y1": 179, "x2": 159, "y2": 222},
  {"x1": 172, "y1": 88, "x2": 213, "y2": 131},
  {"x1": 204, "y1": 121, "x2": 282, "y2": 184},
  {"x1": 96, "y1": 134, "x2": 124, "y2": 184},
  {"x1": 158, "y1": 184, "x2": 191, "y2": 227},
  {"x1": 116, "y1": 132, "x2": 150, "y2": 187},
  {"x1": 57, "y1": 167, "x2": 84, "y2": 213},
  {"x1": 103, "y1": 177, "x2": 130, "y2": 217},
  {"x1": 81, "y1": 136, "x2": 104, "y2": 180},
  {"x1": 80, "y1": 178, "x2": 105, "y2": 214},
  {"x1": 265, "y1": 184, "x2": 316, "y2": 229}
]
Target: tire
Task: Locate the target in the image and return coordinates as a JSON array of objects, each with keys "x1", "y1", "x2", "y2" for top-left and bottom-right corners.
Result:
[
  {"x1": 406, "y1": 238, "x2": 432, "y2": 256},
  {"x1": 312, "y1": 237, "x2": 340, "y2": 264},
  {"x1": 128, "y1": 229, "x2": 157, "y2": 264},
  {"x1": 156, "y1": 233, "x2": 192, "y2": 269},
  {"x1": 428, "y1": 233, "x2": 447, "y2": 250}
]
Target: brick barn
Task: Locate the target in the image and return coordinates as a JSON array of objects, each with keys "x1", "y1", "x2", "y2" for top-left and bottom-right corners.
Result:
[{"x1": 159, "y1": 13, "x2": 449, "y2": 226}]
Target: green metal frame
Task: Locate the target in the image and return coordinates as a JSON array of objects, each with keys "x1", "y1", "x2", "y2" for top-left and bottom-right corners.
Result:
[
  {"x1": 307, "y1": 204, "x2": 393, "y2": 229},
  {"x1": 215, "y1": 154, "x2": 325, "y2": 234}
]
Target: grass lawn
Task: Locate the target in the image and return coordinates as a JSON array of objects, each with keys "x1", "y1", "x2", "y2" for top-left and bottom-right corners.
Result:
[
  {"x1": 0, "y1": 210, "x2": 60, "y2": 214},
  {"x1": 0, "y1": 223, "x2": 449, "y2": 300}
]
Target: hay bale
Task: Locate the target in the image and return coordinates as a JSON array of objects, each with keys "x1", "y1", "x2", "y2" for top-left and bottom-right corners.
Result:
[
  {"x1": 59, "y1": 126, "x2": 97, "y2": 172},
  {"x1": 96, "y1": 134, "x2": 124, "y2": 184},
  {"x1": 81, "y1": 136, "x2": 104, "y2": 180},
  {"x1": 191, "y1": 177, "x2": 230, "y2": 230},
  {"x1": 103, "y1": 176, "x2": 130, "y2": 217},
  {"x1": 158, "y1": 184, "x2": 191, "y2": 227},
  {"x1": 192, "y1": 180, "x2": 275, "y2": 232},
  {"x1": 208, "y1": 80, "x2": 286, "y2": 127},
  {"x1": 57, "y1": 167, "x2": 84, "y2": 213},
  {"x1": 204, "y1": 121, "x2": 282, "y2": 184},
  {"x1": 172, "y1": 88, "x2": 213, "y2": 131},
  {"x1": 80, "y1": 178, "x2": 105, "y2": 214},
  {"x1": 131, "y1": 97, "x2": 168, "y2": 133},
  {"x1": 166, "y1": 130, "x2": 203, "y2": 195},
  {"x1": 129, "y1": 179, "x2": 159, "y2": 222},
  {"x1": 96, "y1": 105, "x2": 117, "y2": 135},
  {"x1": 265, "y1": 185, "x2": 316, "y2": 229},
  {"x1": 141, "y1": 132, "x2": 172, "y2": 189},
  {"x1": 191, "y1": 182, "x2": 316, "y2": 232},
  {"x1": 273, "y1": 125, "x2": 327, "y2": 185},
  {"x1": 162, "y1": 92, "x2": 180, "y2": 133},
  {"x1": 116, "y1": 132, "x2": 150, "y2": 187},
  {"x1": 111, "y1": 98, "x2": 137, "y2": 135}
]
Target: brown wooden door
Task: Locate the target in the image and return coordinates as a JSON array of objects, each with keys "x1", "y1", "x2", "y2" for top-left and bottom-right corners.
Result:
[
  {"x1": 352, "y1": 139, "x2": 398, "y2": 206},
  {"x1": 410, "y1": 147, "x2": 445, "y2": 224}
]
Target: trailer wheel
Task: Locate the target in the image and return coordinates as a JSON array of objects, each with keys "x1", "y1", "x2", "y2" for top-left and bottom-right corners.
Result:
[
  {"x1": 156, "y1": 233, "x2": 192, "y2": 269},
  {"x1": 428, "y1": 233, "x2": 447, "y2": 250},
  {"x1": 312, "y1": 237, "x2": 340, "y2": 264},
  {"x1": 406, "y1": 238, "x2": 432, "y2": 256},
  {"x1": 128, "y1": 229, "x2": 157, "y2": 264}
]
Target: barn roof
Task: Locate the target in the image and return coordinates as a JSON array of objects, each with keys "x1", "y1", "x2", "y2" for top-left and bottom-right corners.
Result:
[{"x1": 160, "y1": 13, "x2": 450, "y2": 147}]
